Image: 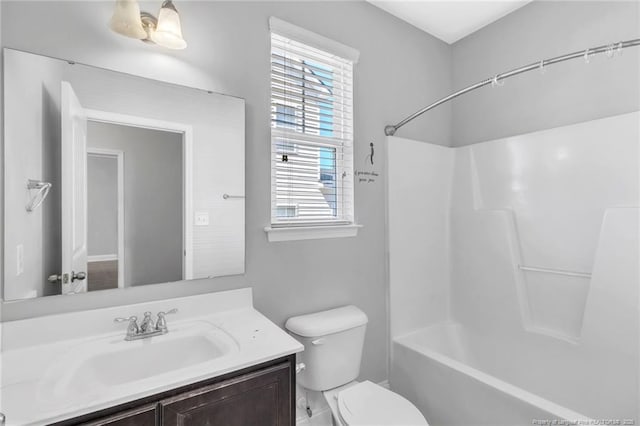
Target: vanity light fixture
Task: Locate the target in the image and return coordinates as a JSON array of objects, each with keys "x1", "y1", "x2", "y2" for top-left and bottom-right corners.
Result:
[
  {"x1": 109, "y1": 0, "x2": 147, "y2": 39},
  {"x1": 110, "y1": 0, "x2": 187, "y2": 50}
]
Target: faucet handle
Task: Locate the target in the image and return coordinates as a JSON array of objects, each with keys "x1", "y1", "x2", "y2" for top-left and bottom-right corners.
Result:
[
  {"x1": 156, "y1": 308, "x2": 178, "y2": 332},
  {"x1": 114, "y1": 315, "x2": 138, "y2": 324},
  {"x1": 114, "y1": 316, "x2": 139, "y2": 337}
]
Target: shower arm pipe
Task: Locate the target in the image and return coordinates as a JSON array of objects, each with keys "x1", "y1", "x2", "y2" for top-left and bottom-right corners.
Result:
[{"x1": 384, "y1": 38, "x2": 640, "y2": 136}]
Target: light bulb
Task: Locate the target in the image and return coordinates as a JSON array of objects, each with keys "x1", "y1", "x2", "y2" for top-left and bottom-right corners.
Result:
[
  {"x1": 150, "y1": 1, "x2": 187, "y2": 50},
  {"x1": 109, "y1": 0, "x2": 147, "y2": 40}
]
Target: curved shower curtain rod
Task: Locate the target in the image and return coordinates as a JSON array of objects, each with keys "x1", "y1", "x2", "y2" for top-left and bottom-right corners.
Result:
[{"x1": 384, "y1": 38, "x2": 640, "y2": 136}]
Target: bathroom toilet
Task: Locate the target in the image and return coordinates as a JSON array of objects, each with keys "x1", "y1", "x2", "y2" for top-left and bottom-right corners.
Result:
[{"x1": 285, "y1": 305, "x2": 429, "y2": 426}]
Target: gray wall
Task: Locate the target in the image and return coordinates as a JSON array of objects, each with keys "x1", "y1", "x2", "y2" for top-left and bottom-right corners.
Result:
[
  {"x1": 0, "y1": 1, "x2": 452, "y2": 383},
  {"x1": 0, "y1": 0, "x2": 3, "y2": 328},
  {"x1": 3, "y1": 49, "x2": 63, "y2": 299},
  {"x1": 87, "y1": 122, "x2": 183, "y2": 286},
  {"x1": 87, "y1": 154, "x2": 118, "y2": 256},
  {"x1": 451, "y1": 0, "x2": 640, "y2": 146}
]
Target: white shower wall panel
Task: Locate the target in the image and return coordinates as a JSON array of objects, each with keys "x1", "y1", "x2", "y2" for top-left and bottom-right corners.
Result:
[
  {"x1": 387, "y1": 137, "x2": 454, "y2": 338},
  {"x1": 451, "y1": 112, "x2": 639, "y2": 342},
  {"x1": 388, "y1": 112, "x2": 639, "y2": 422},
  {"x1": 449, "y1": 114, "x2": 638, "y2": 419},
  {"x1": 466, "y1": 113, "x2": 639, "y2": 275}
]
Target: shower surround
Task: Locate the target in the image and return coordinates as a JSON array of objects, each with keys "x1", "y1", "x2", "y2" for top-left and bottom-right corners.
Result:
[{"x1": 387, "y1": 112, "x2": 639, "y2": 424}]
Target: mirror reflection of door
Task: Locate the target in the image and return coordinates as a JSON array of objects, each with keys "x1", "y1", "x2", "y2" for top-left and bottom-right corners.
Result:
[
  {"x1": 61, "y1": 81, "x2": 89, "y2": 295},
  {"x1": 85, "y1": 120, "x2": 184, "y2": 289},
  {"x1": 62, "y1": 82, "x2": 186, "y2": 293}
]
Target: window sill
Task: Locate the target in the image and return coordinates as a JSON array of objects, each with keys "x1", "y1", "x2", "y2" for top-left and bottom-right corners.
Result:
[{"x1": 264, "y1": 224, "x2": 362, "y2": 242}]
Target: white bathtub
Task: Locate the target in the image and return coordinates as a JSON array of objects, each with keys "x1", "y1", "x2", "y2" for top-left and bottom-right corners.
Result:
[{"x1": 391, "y1": 322, "x2": 637, "y2": 426}]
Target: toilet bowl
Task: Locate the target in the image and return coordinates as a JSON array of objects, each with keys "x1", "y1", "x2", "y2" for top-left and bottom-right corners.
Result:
[
  {"x1": 323, "y1": 380, "x2": 428, "y2": 426},
  {"x1": 285, "y1": 305, "x2": 429, "y2": 426}
]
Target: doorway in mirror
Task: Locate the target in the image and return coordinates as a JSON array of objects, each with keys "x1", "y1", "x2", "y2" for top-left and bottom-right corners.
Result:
[
  {"x1": 85, "y1": 120, "x2": 185, "y2": 291},
  {"x1": 87, "y1": 151, "x2": 122, "y2": 291}
]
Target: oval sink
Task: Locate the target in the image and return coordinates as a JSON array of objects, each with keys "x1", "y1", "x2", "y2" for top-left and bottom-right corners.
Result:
[
  {"x1": 78, "y1": 333, "x2": 230, "y2": 386},
  {"x1": 39, "y1": 320, "x2": 239, "y2": 401}
]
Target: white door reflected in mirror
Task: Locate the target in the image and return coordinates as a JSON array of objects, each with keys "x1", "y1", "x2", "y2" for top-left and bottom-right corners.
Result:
[
  {"x1": 60, "y1": 82, "x2": 189, "y2": 294},
  {"x1": 61, "y1": 81, "x2": 89, "y2": 295}
]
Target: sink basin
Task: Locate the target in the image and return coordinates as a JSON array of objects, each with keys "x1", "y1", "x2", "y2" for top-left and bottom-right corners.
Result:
[
  {"x1": 76, "y1": 333, "x2": 229, "y2": 387},
  {"x1": 39, "y1": 320, "x2": 239, "y2": 401}
]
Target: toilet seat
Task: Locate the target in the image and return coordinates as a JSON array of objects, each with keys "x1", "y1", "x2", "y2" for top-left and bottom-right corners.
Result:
[{"x1": 336, "y1": 381, "x2": 429, "y2": 426}]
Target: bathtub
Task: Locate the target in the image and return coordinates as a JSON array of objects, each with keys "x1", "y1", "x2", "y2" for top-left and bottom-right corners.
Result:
[{"x1": 391, "y1": 322, "x2": 637, "y2": 426}]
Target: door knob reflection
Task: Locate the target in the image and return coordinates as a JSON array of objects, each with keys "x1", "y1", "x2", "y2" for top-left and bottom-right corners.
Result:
[{"x1": 71, "y1": 271, "x2": 87, "y2": 282}]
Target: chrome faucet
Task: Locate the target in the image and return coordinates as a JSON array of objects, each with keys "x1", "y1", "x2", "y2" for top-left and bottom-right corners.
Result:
[
  {"x1": 114, "y1": 309, "x2": 178, "y2": 341},
  {"x1": 139, "y1": 312, "x2": 155, "y2": 333}
]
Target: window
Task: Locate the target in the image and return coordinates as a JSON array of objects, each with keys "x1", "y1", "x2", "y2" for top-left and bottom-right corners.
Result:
[{"x1": 269, "y1": 18, "x2": 358, "y2": 241}]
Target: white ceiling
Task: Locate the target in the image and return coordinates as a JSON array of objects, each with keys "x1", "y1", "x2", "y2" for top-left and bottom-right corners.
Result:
[{"x1": 368, "y1": 0, "x2": 533, "y2": 44}]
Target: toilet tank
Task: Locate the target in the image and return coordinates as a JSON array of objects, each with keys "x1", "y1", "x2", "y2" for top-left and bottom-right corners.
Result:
[{"x1": 285, "y1": 305, "x2": 368, "y2": 391}]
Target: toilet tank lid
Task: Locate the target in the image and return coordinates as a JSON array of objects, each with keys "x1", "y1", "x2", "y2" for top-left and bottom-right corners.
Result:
[{"x1": 285, "y1": 305, "x2": 368, "y2": 337}]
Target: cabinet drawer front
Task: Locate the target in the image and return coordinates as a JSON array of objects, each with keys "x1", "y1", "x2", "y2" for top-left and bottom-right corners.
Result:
[
  {"x1": 80, "y1": 404, "x2": 157, "y2": 426},
  {"x1": 161, "y1": 362, "x2": 292, "y2": 426}
]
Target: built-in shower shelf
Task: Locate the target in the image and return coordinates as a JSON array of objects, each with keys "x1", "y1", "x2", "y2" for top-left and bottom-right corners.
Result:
[{"x1": 518, "y1": 265, "x2": 591, "y2": 279}]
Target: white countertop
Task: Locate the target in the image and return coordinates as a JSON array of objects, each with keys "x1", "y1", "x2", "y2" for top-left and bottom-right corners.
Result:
[{"x1": 0, "y1": 288, "x2": 303, "y2": 425}]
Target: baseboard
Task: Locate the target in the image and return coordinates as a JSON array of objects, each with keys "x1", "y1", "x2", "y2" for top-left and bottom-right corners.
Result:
[
  {"x1": 88, "y1": 254, "x2": 118, "y2": 262},
  {"x1": 378, "y1": 379, "x2": 390, "y2": 389}
]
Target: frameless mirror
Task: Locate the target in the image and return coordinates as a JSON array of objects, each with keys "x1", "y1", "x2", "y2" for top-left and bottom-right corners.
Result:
[{"x1": 3, "y1": 49, "x2": 245, "y2": 301}]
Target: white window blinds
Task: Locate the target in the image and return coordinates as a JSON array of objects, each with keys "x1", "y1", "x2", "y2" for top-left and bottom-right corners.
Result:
[{"x1": 270, "y1": 26, "x2": 355, "y2": 227}]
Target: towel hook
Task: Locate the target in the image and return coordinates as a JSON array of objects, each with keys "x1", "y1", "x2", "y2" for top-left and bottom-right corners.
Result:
[{"x1": 26, "y1": 179, "x2": 52, "y2": 212}]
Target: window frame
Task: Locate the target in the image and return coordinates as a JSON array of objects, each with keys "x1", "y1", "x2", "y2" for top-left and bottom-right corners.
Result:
[{"x1": 266, "y1": 18, "x2": 361, "y2": 241}]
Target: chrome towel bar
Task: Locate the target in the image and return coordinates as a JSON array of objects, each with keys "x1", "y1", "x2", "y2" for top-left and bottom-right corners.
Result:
[{"x1": 223, "y1": 194, "x2": 245, "y2": 200}]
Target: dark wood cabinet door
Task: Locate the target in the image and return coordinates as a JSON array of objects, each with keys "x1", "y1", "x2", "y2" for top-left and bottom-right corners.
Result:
[
  {"x1": 160, "y1": 362, "x2": 292, "y2": 426},
  {"x1": 80, "y1": 404, "x2": 157, "y2": 426}
]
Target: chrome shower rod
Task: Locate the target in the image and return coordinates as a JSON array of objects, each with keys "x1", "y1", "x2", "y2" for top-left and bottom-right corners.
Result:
[{"x1": 384, "y1": 38, "x2": 640, "y2": 136}]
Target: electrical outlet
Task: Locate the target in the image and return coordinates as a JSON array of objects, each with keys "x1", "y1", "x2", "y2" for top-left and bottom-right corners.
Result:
[
  {"x1": 195, "y1": 211, "x2": 210, "y2": 226},
  {"x1": 16, "y1": 244, "x2": 24, "y2": 276}
]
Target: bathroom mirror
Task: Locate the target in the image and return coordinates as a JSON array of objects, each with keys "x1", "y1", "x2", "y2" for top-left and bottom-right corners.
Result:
[{"x1": 3, "y1": 49, "x2": 245, "y2": 301}]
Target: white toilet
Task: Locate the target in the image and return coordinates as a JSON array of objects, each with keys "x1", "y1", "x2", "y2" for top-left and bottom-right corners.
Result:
[{"x1": 285, "y1": 305, "x2": 429, "y2": 426}]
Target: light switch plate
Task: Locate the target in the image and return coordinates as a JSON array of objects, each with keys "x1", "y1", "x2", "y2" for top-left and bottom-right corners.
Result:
[{"x1": 195, "y1": 211, "x2": 210, "y2": 226}]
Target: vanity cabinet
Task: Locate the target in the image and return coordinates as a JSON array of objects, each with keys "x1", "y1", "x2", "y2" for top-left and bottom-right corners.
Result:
[
  {"x1": 55, "y1": 355, "x2": 295, "y2": 426},
  {"x1": 161, "y1": 363, "x2": 291, "y2": 426},
  {"x1": 82, "y1": 405, "x2": 157, "y2": 426}
]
